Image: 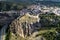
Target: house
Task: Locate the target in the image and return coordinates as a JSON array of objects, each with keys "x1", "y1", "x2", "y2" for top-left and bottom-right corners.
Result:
[{"x1": 53, "y1": 8, "x2": 60, "y2": 16}]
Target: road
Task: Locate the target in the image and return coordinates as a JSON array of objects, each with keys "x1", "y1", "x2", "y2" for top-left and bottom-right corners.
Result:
[
  {"x1": 0, "y1": 20, "x2": 12, "y2": 40},
  {"x1": 0, "y1": 24, "x2": 8, "y2": 40}
]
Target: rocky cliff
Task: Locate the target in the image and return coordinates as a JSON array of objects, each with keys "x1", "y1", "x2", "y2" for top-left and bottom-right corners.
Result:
[{"x1": 9, "y1": 13, "x2": 41, "y2": 38}]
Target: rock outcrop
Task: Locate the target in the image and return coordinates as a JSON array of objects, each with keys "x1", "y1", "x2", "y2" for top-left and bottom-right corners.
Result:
[{"x1": 9, "y1": 13, "x2": 41, "y2": 38}]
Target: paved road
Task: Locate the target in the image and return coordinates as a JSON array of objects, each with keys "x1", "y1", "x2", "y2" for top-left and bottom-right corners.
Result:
[
  {"x1": 0, "y1": 24, "x2": 8, "y2": 40},
  {"x1": 0, "y1": 20, "x2": 12, "y2": 40}
]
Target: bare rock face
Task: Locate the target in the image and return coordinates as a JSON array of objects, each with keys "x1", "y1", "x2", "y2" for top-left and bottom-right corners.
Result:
[{"x1": 9, "y1": 13, "x2": 41, "y2": 38}]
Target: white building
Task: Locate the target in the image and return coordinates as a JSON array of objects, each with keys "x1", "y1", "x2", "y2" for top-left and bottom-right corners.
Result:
[{"x1": 53, "y1": 8, "x2": 60, "y2": 16}]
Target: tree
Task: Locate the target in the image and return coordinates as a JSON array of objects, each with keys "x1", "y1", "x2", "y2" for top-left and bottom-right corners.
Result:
[{"x1": 43, "y1": 31, "x2": 56, "y2": 40}]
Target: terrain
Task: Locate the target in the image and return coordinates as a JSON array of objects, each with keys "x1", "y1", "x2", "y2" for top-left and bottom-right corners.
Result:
[{"x1": 0, "y1": 1, "x2": 60, "y2": 40}]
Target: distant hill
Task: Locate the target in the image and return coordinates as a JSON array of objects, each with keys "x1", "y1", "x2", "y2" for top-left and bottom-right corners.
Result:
[
  {"x1": 0, "y1": 0, "x2": 60, "y2": 3},
  {"x1": 0, "y1": 0, "x2": 60, "y2": 6}
]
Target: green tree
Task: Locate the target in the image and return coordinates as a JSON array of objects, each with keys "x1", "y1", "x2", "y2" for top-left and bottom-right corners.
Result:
[{"x1": 42, "y1": 31, "x2": 56, "y2": 40}]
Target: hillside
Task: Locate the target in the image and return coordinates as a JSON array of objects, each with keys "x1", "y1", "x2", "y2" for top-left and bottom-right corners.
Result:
[
  {"x1": 5, "y1": 12, "x2": 60, "y2": 40},
  {"x1": 9, "y1": 13, "x2": 40, "y2": 38},
  {"x1": 0, "y1": 0, "x2": 60, "y2": 40}
]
